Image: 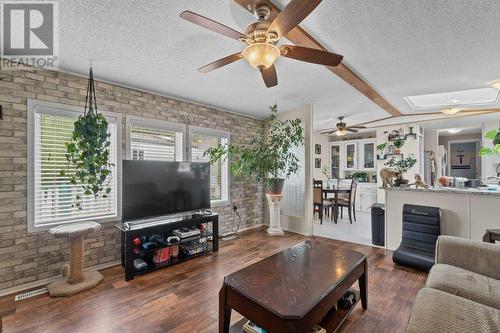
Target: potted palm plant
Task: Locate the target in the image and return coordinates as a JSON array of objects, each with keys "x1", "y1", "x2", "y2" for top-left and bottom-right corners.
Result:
[{"x1": 204, "y1": 104, "x2": 304, "y2": 195}]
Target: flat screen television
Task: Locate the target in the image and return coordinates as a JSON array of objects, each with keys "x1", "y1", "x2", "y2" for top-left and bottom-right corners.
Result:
[{"x1": 122, "y1": 160, "x2": 211, "y2": 221}]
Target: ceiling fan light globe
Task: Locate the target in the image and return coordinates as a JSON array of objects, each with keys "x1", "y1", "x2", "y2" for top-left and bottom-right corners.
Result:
[
  {"x1": 242, "y1": 43, "x2": 280, "y2": 69},
  {"x1": 336, "y1": 129, "x2": 347, "y2": 136}
]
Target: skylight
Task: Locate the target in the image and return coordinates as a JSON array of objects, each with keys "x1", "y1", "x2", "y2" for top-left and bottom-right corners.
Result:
[{"x1": 405, "y1": 88, "x2": 500, "y2": 111}]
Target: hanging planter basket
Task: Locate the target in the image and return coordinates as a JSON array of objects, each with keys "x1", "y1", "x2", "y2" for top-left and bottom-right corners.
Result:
[{"x1": 60, "y1": 66, "x2": 113, "y2": 209}]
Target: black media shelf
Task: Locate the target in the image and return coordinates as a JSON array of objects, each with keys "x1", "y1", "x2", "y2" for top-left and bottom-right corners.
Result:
[
  {"x1": 116, "y1": 213, "x2": 218, "y2": 281},
  {"x1": 135, "y1": 248, "x2": 213, "y2": 276},
  {"x1": 132, "y1": 231, "x2": 214, "y2": 256}
]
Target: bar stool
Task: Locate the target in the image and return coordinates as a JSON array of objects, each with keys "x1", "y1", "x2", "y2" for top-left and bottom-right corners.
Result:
[{"x1": 47, "y1": 222, "x2": 103, "y2": 297}]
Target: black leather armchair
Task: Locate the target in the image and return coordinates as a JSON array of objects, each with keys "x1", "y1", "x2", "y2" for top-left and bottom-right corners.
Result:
[{"x1": 393, "y1": 204, "x2": 441, "y2": 272}]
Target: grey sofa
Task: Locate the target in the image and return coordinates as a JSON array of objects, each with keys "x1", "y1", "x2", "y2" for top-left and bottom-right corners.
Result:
[{"x1": 407, "y1": 236, "x2": 500, "y2": 332}]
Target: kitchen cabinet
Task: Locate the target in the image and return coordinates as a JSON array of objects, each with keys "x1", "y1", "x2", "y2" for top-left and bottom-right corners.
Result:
[
  {"x1": 359, "y1": 140, "x2": 376, "y2": 170},
  {"x1": 344, "y1": 142, "x2": 357, "y2": 170},
  {"x1": 355, "y1": 183, "x2": 377, "y2": 212},
  {"x1": 330, "y1": 144, "x2": 342, "y2": 179},
  {"x1": 329, "y1": 138, "x2": 376, "y2": 176}
]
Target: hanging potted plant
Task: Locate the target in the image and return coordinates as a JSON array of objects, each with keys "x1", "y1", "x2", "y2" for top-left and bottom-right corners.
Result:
[
  {"x1": 393, "y1": 137, "x2": 406, "y2": 155},
  {"x1": 60, "y1": 67, "x2": 113, "y2": 209},
  {"x1": 204, "y1": 104, "x2": 304, "y2": 195}
]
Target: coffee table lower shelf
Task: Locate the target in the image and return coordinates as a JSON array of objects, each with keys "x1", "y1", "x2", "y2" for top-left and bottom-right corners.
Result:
[{"x1": 229, "y1": 290, "x2": 360, "y2": 333}]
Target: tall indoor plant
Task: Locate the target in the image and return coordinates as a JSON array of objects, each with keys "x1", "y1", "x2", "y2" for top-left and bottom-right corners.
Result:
[
  {"x1": 204, "y1": 104, "x2": 304, "y2": 195},
  {"x1": 60, "y1": 67, "x2": 113, "y2": 208}
]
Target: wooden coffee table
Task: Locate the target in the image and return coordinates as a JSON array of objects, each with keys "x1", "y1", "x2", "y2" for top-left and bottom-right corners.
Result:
[{"x1": 219, "y1": 238, "x2": 368, "y2": 333}]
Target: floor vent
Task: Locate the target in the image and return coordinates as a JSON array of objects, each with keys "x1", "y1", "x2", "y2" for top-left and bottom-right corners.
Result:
[{"x1": 14, "y1": 287, "x2": 48, "y2": 301}]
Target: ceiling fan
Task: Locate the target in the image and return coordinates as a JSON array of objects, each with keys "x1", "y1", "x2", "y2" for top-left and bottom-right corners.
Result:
[
  {"x1": 179, "y1": 0, "x2": 343, "y2": 88},
  {"x1": 322, "y1": 117, "x2": 367, "y2": 136}
]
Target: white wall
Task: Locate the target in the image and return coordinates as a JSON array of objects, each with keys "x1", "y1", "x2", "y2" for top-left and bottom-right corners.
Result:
[
  {"x1": 481, "y1": 121, "x2": 500, "y2": 180},
  {"x1": 424, "y1": 129, "x2": 438, "y2": 154},
  {"x1": 313, "y1": 132, "x2": 330, "y2": 181},
  {"x1": 376, "y1": 125, "x2": 421, "y2": 202},
  {"x1": 270, "y1": 104, "x2": 313, "y2": 236}
]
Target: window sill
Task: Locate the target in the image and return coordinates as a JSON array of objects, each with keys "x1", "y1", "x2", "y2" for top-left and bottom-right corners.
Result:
[
  {"x1": 210, "y1": 200, "x2": 230, "y2": 208},
  {"x1": 28, "y1": 214, "x2": 120, "y2": 234}
]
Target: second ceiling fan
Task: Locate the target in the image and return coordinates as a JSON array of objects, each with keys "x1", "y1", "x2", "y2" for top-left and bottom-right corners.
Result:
[
  {"x1": 180, "y1": 0, "x2": 343, "y2": 88},
  {"x1": 322, "y1": 117, "x2": 367, "y2": 136}
]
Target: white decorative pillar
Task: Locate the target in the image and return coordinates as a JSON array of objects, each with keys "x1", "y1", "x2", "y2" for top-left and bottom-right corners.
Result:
[{"x1": 266, "y1": 194, "x2": 284, "y2": 236}]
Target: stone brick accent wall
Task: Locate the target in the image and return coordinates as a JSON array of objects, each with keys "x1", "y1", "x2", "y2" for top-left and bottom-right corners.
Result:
[{"x1": 0, "y1": 69, "x2": 265, "y2": 291}]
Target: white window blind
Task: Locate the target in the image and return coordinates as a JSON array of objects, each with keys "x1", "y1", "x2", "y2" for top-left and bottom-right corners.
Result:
[
  {"x1": 128, "y1": 120, "x2": 183, "y2": 161},
  {"x1": 191, "y1": 130, "x2": 229, "y2": 203},
  {"x1": 30, "y1": 103, "x2": 119, "y2": 229}
]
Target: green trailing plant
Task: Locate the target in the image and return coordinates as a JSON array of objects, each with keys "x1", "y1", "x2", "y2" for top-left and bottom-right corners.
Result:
[
  {"x1": 204, "y1": 104, "x2": 304, "y2": 187},
  {"x1": 384, "y1": 156, "x2": 417, "y2": 175},
  {"x1": 60, "y1": 67, "x2": 113, "y2": 209},
  {"x1": 479, "y1": 128, "x2": 500, "y2": 156}
]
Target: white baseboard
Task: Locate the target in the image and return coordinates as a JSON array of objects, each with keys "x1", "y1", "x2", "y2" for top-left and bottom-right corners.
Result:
[{"x1": 0, "y1": 260, "x2": 121, "y2": 298}]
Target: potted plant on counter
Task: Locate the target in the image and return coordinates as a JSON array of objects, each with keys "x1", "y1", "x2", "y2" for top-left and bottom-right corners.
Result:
[
  {"x1": 377, "y1": 143, "x2": 388, "y2": 160},
  {"x1": 384, "y1": 156, "x2": 417, "y2": 186},
  {"x1": 204, "y1": 104, "x2": 304, "y2": 195}
]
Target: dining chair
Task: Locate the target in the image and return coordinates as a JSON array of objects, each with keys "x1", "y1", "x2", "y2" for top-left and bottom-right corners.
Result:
[
  {"x1": 336, "y1": 179, "x2": 358, "y2": 223},
  {"x1": 313, "y1": 180, "x2": 332, "y2": 224}
]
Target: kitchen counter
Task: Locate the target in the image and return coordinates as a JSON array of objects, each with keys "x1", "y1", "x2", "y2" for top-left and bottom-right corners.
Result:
[
  {"x1": 383, "y1": 186, "x2": 500, "y2": 250},
  {"x1": 384, "y1": 185, "x2": 500, "y2": 197}
]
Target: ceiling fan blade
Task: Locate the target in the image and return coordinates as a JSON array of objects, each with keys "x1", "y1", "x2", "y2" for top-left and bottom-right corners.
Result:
[
  {"x1": 320, "y1": 129, "x2": 337, "y2": 135},
  {"x1": 348, "y1": 125, "x2": 367, "y2": 129},
  {"x1": 266, "y1": 0, "x2": 322, "y2": 39},
  {"x1": 180, "y1": 11, "x2": 246, "y2": 41},
  {"x1": 260, "y1": 65, "x2": 278, "y2": 88},
  {"x1": 198, "y1": 53, "x2": 242, "y2": 73},
  {"x1": 346, "y1": 128, "x2": 359, "y2": 133},
  {"x1": 281, "y1": 45, "x2": 343, "y2": 66}
]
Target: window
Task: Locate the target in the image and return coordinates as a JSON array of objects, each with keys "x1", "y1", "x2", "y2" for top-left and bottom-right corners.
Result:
[
  {"x1": 190, "y1": 127, "x2": 229, "y2": 204},
  {"x1": 28, "y1": 100, "x2": 121, "y2": 231},
  {"x1": 126, "y1": 116, "x2": 185, "y2": 161}
]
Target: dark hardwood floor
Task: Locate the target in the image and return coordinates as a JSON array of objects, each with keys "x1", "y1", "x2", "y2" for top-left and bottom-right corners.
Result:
[{"x1": 3, "y1": 228, "x2": 426, "y2": 333}]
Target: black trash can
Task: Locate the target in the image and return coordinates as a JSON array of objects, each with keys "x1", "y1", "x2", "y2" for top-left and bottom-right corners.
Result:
[{"x1": 371, "y1": 203, "x2": 385, "y2": 246}]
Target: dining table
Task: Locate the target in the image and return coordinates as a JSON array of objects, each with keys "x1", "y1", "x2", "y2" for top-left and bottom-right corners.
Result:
[{"x1": 322, "y1": 187, "x2": 352, "y2": 223}]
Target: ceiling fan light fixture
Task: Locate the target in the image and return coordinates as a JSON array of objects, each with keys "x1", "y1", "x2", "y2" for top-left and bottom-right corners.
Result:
[
  {"x1": 242, "y1": 43, "x2": 280, "y2": 69},
  {"x1": 491, "y1": 79, "x2": 500, "y2": 89},
  {"x1": 441, "y1": 107, "x2": 461, "y2": 115},
  {"x1": 335, "y1": 128, "x2": 347, "y2": 136}
]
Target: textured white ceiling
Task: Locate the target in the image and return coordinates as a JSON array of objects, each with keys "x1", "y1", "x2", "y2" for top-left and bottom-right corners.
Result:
[{"x1": 59, "y1": 0, "x2": 500, "y2": 128}]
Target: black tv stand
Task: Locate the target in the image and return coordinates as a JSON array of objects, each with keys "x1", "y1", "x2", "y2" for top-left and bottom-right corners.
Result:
[{"x1": 116, "y1": 213, "x2": 218, "y2": 281}]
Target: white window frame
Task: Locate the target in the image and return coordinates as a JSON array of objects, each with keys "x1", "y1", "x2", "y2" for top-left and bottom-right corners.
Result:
[
  {"x1": 188, "y1": 126, "x2": 230, "y2": 207},
  {"x1": 27, "y1": 99, "x2": 122, "y2": 233},
  {"x1": 125, "y1": 115, "x2": 186, "y2": 161}
]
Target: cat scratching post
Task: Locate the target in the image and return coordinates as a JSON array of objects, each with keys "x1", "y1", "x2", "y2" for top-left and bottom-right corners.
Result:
[{"x1": 47, "y1": 222, "x2": 103, "y2": 297}]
